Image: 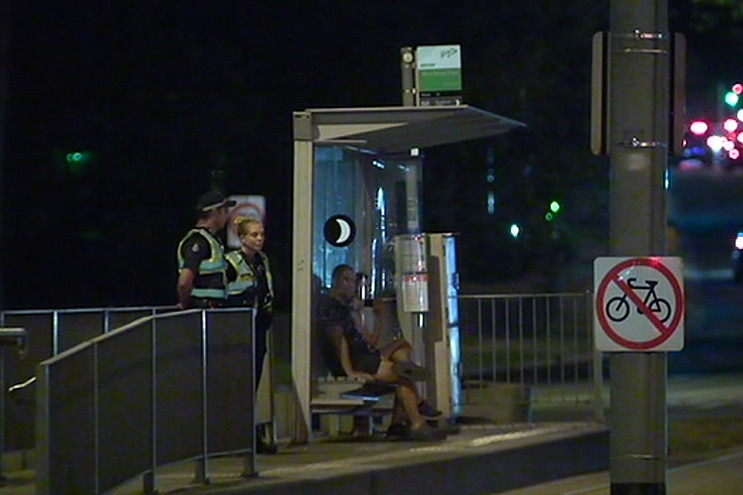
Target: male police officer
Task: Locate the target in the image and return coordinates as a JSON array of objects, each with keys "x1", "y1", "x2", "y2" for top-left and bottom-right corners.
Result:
[{"x1": 177, "y1": 191, "x2": 236, "y2": 309}]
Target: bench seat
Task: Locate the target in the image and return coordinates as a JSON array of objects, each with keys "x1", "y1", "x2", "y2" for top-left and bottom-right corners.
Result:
[{"x1": 311, "y1": 377, "x2": 397, "y2": 436}]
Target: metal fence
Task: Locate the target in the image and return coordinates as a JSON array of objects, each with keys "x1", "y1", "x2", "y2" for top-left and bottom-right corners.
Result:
[
  {"x1": 1, "y1": 292, "x2": 601, "y2": 490},
  {"x1": 0, "y1": 306, "x2": 176, "y2": 460},
  {"x1": 36, "y1": 308, "x2": 255, "y2": 495},
  {"x1": 457, "y1": 291, "x2": 603, "y2": 421}
]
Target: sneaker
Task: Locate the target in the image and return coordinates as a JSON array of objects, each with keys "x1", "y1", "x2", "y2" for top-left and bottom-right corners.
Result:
[
  {"x1": 392, "y1": 361, "x2": 427, "y2": 381},
  {"x1": 418, "y1": 401, "x2": 442, "y2": 418},
  {"x1": 406, "y1": 424, "x2": 447, "y2": 442}
]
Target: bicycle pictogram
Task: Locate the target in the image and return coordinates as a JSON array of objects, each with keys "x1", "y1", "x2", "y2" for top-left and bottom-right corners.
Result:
[
  {"x1": 595, "y1": 257, "x2": 684, "y2": 351},
  {"x1": 605, "y1": 277, "x2": 672, "y2": 323}
]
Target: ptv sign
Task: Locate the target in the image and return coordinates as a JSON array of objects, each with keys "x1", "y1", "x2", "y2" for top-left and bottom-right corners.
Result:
[{"x1": 594, "y1": 257, "x2": 685, "y2": 352}]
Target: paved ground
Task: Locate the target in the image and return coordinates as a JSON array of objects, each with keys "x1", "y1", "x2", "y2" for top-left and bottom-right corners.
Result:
[
  {"x1": 498, "y1": 372, "x2": 743, "y2": 495},
  {"x1": 496, "y1": 447, "x2": 743, "y2": 495},
  {"x1": 0, "y1": 421, "x2": 608, "y2": 495},
  {"x1": 1, "y1": 372, "x2": 741, "y2": 495}
]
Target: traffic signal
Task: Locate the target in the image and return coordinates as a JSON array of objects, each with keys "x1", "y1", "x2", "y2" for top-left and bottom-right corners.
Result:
[
  {"x1": 66, "y1": 151, "x2": 87, "y2": 163},
  {"x1": 724, "y1": 83, "x2": 743, "y2": 107},
  {"x1": 545, "y1": 200, "x2": 561, "y2": 221},
  {"x1": 725, "y1": 92, "x2": 739, "y2": 107},
  {"x1": 55, "y1": 149, "x2": 95, "y2": 177}
]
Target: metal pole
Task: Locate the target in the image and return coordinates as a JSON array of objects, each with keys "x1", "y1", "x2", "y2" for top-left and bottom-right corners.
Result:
[
  {"x1": 401, "y1": 47, "x2": 416, "y2": 107},
  {"x1": 608, "y1": 1, "x2": 669, "y2": 494}
]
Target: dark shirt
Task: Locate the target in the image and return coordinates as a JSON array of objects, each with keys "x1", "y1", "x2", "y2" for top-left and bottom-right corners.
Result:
[
  {"x1": 180, "y1": 231, "x2": 210, "y2": 270},
  {"x1": 179, "y1": 228, "x2": 226, "y2": 303},
  {"x1": 317, "y1": 293, "x2": 378, "y2": 376},
  {"x1": 251, "y1": 255, "x2": 271, "y2": 308}
]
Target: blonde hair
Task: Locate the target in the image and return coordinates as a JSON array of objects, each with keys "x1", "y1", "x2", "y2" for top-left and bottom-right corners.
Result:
[{"x1": 233, "y1": 215, "x2": 263, "y2": 237}]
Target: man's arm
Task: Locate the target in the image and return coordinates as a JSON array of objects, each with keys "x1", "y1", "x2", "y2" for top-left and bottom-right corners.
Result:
[
  {"x1": 177, "y1": 268, "x2": 196, "y2": 309},
  {"x1": 328, "y1": 325, "x2": 373, "y2": 381}
]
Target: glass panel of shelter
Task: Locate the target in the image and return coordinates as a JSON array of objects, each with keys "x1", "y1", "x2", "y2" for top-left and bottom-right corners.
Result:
[{"x1": 310, "y1": 144, "x2": 422, "y2": 384}]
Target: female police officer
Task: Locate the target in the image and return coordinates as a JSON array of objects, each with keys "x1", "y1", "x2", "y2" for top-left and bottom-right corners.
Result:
[{"x1": 225, "y1": 216, "x2": 277, "y2": 453}]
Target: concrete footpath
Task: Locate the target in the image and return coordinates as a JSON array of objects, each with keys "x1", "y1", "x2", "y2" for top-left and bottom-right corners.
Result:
[
  {"x1": 2, "y1": 372, "x2": 741, "y2": 495},
  {"x1": 497, "y1": 447, "x2": 743, "y2": 495},
  {"x1": 498, "y1": 372, "x2": 743, "y2": 495},
  {"x1": 118, "y1": 422, "x2": 608, "y2": 495}
]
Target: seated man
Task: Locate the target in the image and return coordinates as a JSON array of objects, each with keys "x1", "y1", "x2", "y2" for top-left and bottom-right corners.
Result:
[{"x1": 317, "y1": 264, "x2": 444, "y2": 441}]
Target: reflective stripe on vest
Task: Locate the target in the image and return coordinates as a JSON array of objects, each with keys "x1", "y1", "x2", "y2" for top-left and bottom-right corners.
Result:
[
  {"x1": 225, "y1": 250, "x2": 274, "y2": 308},
  {"x1": 177, "y1": 229, "x2": 228, "y2": 300}
]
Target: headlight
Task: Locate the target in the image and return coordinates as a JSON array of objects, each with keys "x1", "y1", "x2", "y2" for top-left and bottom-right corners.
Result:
[{"x1": 735, "y1": 233, "x2": 743, "y2": 250}]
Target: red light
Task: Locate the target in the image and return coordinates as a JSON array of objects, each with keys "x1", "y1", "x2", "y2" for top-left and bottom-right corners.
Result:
[
  {"x1": 729, "y1": 148, "x2": 740, "y2": 160},
  {"x1": 733, "y1": 83, "x2": 743, "y2": 95},
  {"x1": 724, "y1": 118, "x2": 739, "y2": 132},
  {"x1": 689, "y1": 120, "x2": 709, "y2": 135}
]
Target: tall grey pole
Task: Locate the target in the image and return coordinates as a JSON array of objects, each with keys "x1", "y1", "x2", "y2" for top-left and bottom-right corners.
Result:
[
  {"x1": 401, "y1": 47, "x2": 416, "y2": 107},
  {"x1": 608, "y1": 1, "x2": 669, "y2": 494}
]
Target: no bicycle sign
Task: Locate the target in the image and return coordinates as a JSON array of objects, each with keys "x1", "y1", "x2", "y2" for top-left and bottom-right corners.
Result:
[{"x1": 594, "y1": 257, "x2": 685, "y2": 352}]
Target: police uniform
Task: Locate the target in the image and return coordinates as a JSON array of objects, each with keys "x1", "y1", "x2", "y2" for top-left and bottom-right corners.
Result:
[
  {"x1": 225, "y1": 249, "x2": 274, "y2": 383},
  {"x1": 177, "y1": 228, "x2": 229, "y2": 308},
  {"x1": 226, "y1": 248, "x2": 278, "y2": 454}
]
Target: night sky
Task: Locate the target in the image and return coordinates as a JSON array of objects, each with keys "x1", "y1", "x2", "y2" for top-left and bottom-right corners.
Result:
[{"x1": 0, "y1": 1, "x2": 727, "y2": 310}]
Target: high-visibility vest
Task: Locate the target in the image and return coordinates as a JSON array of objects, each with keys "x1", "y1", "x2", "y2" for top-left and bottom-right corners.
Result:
[
  {"x1": 225, "y1": 250, "x2": 273, "y2": 310},
  {"x1": 177, "y1": 228, "x2": 228, "y2": 300}
]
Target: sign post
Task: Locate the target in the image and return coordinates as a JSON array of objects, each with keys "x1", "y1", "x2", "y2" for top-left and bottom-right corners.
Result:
[{"x1": 603, "y1": 0, "x2": 673, "y2": 492}]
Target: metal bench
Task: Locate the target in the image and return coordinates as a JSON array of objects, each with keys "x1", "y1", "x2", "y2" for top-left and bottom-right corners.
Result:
[{"x1": 311, "y1": 376, "x2": 397, "y2": 436}]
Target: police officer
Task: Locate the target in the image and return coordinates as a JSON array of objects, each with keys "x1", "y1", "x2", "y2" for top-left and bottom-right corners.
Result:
[
  {"x1": 225, "y1": 216, "x2": 277, "y2": 454},
  {"x1": 176, "y1": 191, "x2": 236, "y2": 309},
  {"x1": 226, "y1": 216, "x2": 274, "y2": 376}
]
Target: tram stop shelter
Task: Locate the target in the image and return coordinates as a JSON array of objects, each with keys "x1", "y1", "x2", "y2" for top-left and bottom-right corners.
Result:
[{"x1": 291, "y1": 105, "x2": 525, "y2": 443}]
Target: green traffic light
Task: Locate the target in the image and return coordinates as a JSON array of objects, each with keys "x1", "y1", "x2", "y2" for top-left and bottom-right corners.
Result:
[
  {"x1": 66, "y1": 152, "x2": 80, "y2": 163},
  {"x1": 549, "y1": 200, "x2": 561, "y2": 213},
  {"x1": 725, "y1": 91, "x2": 739, "y2": 107},
  {"x1": 62, "y1": 150, "x2": 93, "y2": 176},
  {"x1": 66, "y1": 151, "x2": 89, "y2": 163}
]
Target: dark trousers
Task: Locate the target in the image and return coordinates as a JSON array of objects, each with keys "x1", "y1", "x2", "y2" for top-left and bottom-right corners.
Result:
[{"x1": 254, "y1": 309, "x2": 272, "y2": 390}]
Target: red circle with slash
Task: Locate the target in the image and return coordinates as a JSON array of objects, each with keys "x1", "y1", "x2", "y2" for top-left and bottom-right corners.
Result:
[{"x1": 595, "y1": 258, "x2": 684, "y2": 350}]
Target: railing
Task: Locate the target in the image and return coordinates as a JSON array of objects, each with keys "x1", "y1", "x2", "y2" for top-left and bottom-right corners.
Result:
[
  {"x1": 36, "y1": 308, "x2": 255, "y2": 495},
  {"x1": 0, "y1": 306, "x2": 176, "y2": 460},
  {"x1": 1, "y1": 292, "x2": 601, "y2": 488},
  {"x1": 457, "y1": 291, "x2": 603, "y2": 421}
]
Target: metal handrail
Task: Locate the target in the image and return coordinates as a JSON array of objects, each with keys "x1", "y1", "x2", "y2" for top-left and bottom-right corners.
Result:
[{"x1": 35, "y1": 307, "x2": 256, "y2": 495}]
